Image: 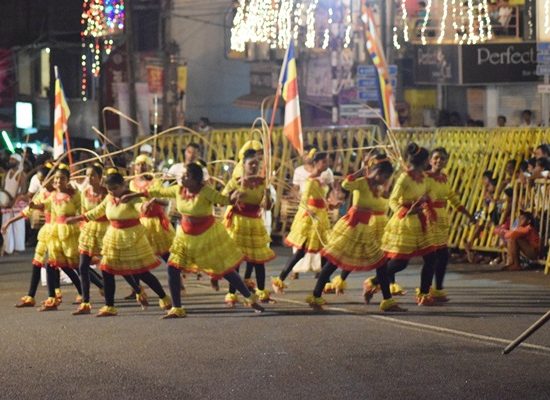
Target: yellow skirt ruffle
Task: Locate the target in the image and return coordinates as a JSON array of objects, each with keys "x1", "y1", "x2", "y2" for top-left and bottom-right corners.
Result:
[
  {"x1": 99, "y1": 224, "x2": 161, "y2": 275},
  {"x1": 321, "y1": 217, "x2": 386, "y2": 271},
  {"x1": 48, "y1": 223, "x2": 80, "y2": 268},
  {"x1": 141, "y1": 216, "x2": 176, "y2": 256},
  {"x1": 431, "y1": 208, "x2": 451, "y2": 248},
  {"x1": 226, "y1": 215, "x2": 275, "y2": 264},
  {"x1": 79, "y1": 220, "x2": 109, "y2": 257},
  {"x1": 168, "y1": 222, "x2": 244, "y2": 278},
  {"x1": 285, "y1": 207, "x2": 330, "y2": 253},
  {"x1": 381, "y1": 214, "x2": 437, "y2": 259},
  {"x1": 32, "y1": 222, "x2": 52, "y2": 267}
]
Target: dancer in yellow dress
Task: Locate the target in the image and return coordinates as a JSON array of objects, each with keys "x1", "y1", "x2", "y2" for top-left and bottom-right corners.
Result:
[
  {"x1": 426, "y1": 147, "x2": 474, "y2": 302},
  {"x1": 222, "y1": 149, "x2": 276, "y2": 306},
  {"x1": 145, "y1": 163, "x2": 265, "y2": 318},
  {"x1": 2, "y1": 164, "x2": 55, "y2": 307},
  {"x1": 67, "y1": 169, "x2": 171, "y2": 317},
  {"x1": 364, "y1": 143, "x2": 439, "y2": 306},
  {"x1": 73, "y1": 163, "x2": 108, "y2": 315},
  {"x1": 28, "y1": 164, "x2": 83, "y2": 311},
  {"x1": 306, "y1": 154, "x2": 405, "y2": 311},
  {"x1": 272, "y1": 150, "x2": 330, "y2": 293},
  {"x1": 127, "y1": 154, "x2": 176, "y2": 298}
]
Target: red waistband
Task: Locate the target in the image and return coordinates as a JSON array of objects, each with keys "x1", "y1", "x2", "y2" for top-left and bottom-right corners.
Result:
[
  {"x1": 110, "y1": 219, "x2": 141, "y2": 229},
  {"x1": 181, "y1": 215, "x2": 215, "y2": 235},
  {"x1": 307, "y1": 198, "x2": 326, "y2": 208},
  {"x1": 432, "y1": 200, "x2": 447, "y2": 208},
  {"x1": 97, "y1": 216, "x2": 108, "y2": 222},
  {"x1": 55, "y1": 216, "x2": 69, "y2": 224},
  {"x1": 343, "y1": 207, "x2": 384, "y2": 227},
  {"x1": 44, "y1": 212, "x2": 51, "y2": 224},
  {"x1": 141, "y1": 202, "x2": 171, "y2": 231},
  {"x1": 225, "y1": 203, "x2": 261, "y2": 228},
  {"x1": 397, "y1": 200, "x2": 437, "y2": 233}
]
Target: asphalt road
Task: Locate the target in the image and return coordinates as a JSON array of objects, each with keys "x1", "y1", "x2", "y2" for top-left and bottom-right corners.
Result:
[{"x1": 1, "y1": 249, "x2": 550, "y2": 400}]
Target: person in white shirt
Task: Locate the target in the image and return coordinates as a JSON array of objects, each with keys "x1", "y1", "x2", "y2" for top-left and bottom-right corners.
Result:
[
  {"x1": 520, "y1": 110, "x2": 535, "y2": 127},
  {"x1": 292, "y1": 146, "x2": 334, "y2": 194},
  {"x1": 1, "y1": 154, "x2": 27, "y2": 254},
  {"x1": 166, "y1": 143, "x2": 210, "y2": 183}
]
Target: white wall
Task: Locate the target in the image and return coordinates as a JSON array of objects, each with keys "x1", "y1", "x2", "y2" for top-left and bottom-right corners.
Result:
[{"x1": 171, "y1": 0, "x2": 260, "y2": 125}]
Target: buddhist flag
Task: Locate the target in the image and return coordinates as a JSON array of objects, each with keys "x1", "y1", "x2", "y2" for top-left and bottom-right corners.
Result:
[
  {"x1": 278, "y1": 40, "x2": 303, "y2": 155},
  {"x1": 53, "y1": 66, "x2": 71, "y2": 160},
  {"x1": 362, "y1": 6, "x2": 400, "y2": 128}
]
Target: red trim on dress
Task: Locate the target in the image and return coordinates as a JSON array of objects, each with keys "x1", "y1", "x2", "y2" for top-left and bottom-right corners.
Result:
[
  {"x1": 243, "y1": 252, "x2": 277, "y2": 265},
  {"x1": 321, "y1": 250, "x2": 387, "y2": 272},
  {"x1": 407, "y1": 169, "x2": 425, "y2": 183},
  {"x1": 426, "y1": 171, "x2": 448, "y2": 183},
  {"x1": 32, "y1": 259, "x2": 45, "y2": 268},
  {"x1": 48, "y1": 261, "x2": 79, "y2": 269},
  {"x1": 100, "y1": 259, "x2": 162, "y2": 275}
]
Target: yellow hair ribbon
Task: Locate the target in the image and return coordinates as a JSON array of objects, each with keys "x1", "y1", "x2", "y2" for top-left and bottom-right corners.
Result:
[
  {"x1": 57, "y1": 163, "x2": 69, "y2": 170},
  {"x1": 135, "y1": 154, "x2": 153, "y2": 166},
  {"x1": 105, "y1": 167, "x2": 119, "y2": 175},
  {"x1": 308, "y1": 148, "x2": 317, "y2": 158}
]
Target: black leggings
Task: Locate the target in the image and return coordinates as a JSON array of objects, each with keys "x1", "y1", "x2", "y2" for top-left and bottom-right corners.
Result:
[
  {"x1": 279, "y1": 248, "x2": 326, "y2": 281},
  {"x1": 312, "y1": 262, "x2": 392, "y2": 300},
  {"x1": 433, "y1": 247, "x2": 450, "y2": 290},
  {"x1": 243, "y1": 262, "x2": 266, "y2": 290},
  {"x1": 78, "y1": 254, "x2": 104, "y2": 303},
  {"x1": 372, "y1": 252, "x2": 438, "y2": 294},
  {"x1": 167, "y1": 266, "x2": 182, "y2": 308},
  {"x1": 133, "y1": 253, "x2": 170, "y2": 293},
  {"x1": 27, "y1": 265, "x2": 42, "y2": 298},
  {"x1": 224, "y1": 270, "x2": 252, "y2": 298},
  {"x1": 102, "y1": 271, "x2": 167, "y2": 307},
  {"x1": 47, "y1": 266, "x2": 82, "y2": 298}
]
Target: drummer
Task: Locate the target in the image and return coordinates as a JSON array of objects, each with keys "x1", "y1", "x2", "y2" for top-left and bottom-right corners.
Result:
[{"x1": 1, "y1": 153, "x2": 27, "y2": 255}]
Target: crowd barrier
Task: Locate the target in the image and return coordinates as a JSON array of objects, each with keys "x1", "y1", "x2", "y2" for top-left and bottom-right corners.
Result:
[{"x1": 144, "y1": 126, "x2": 550, "y2": 264}]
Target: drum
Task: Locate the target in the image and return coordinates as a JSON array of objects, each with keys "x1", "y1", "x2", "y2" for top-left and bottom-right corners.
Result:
[{"x1": 0, "y1": 190, "x2": 11, "y2": 208}]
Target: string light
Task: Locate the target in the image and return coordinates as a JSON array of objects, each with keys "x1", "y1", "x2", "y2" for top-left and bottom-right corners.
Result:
[
  {"x1": 230, "y1": 0, "x2": 353, "y2": 52},
  {"x1": 437, "y1": 0, "x2": 449, "y2": 44},
  {"x1": 80, "y1": 0, "x2": 125, "y2": 99},
  {"x1": 420, "y1": 0, "x2": 432, "y2": 45}
]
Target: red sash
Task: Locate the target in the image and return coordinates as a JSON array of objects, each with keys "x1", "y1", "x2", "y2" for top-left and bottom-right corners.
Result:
[
  {"x1": 180, "y1": 215, "x2": 215, "y2": 235},
  {"x1": 97, "y1": 216, "x2": 108, "y2": 222},
  {"x1": 397, "y1": 199, "x2": 437, "y2": 233},
  {"x1": 44, "y1": 212, "x2": 51, "y2": 224},
  {"x1": 307, "y1": 198, "x2": 326, "y2": 208},
  {"x1": 141, "y1": 202, "x2": 171, "y2": 231},
  {"x1": 432, "y1": 200, "x2": 447, "y2": 208},
  {"x1": 343, "y1": 207, "x2": 384, "y2": 227},
  {"x1": 225, "y1": 203, "x2": 261, "y2": 227},
  {"x1": 110, "y1": 219, "x2": 141, "y2": 229},
  {"x1": 55, "y1": 216, "x2": 68, "y2": 224}
]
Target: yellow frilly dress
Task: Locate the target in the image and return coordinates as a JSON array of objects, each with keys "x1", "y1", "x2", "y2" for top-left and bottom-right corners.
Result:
[
  {"x1": 78, "y1": 186, "x2": 109, "y2": 257},
  {"x1": 85, "y1": 195, "x2": 161, "y2": 275},
  {"x1": 222, "y1": 177, "x2": 275, "y2": 264},
  {"x1": 38, "y1": 189, "x2": 81, "y2": 268},
  {"x1": 426, "y1": 171, "x2": 465, "y2": 249},
  {"x1": 321, "y1": 175, "x2": 388, "y2": 271},
  {"x1": 22, "y1": 190, "x2": 54, "y2": 267},
  {"x1": 148, "y1": 185, "x2": 244, "y2": 278},
  {"x1": 381, "y1": 170, "x2": 437, "y2": 259},
  {"x1": 284, "y1": 177, "x2": 330, "y2": 253},
  {"x1": 130, "y1": 178, "x2": 175, "y2": 256}
]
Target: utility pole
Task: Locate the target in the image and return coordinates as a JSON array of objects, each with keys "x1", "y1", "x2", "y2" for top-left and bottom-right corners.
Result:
[
  {"x1": 125, "y1": 0, "x2": 138, "y2": 142},
  {"x1": 161, "y1": 0, "x2": 178, "y2": 130},
  {"x1": 331, "y1": 0, "x2": 344, "y2": 125}
]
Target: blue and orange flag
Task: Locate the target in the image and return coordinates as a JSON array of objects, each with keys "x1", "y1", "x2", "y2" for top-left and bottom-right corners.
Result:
[
  {"x1": 278, "y1": 40, "x2": 303, "y2": 155},
  {"x1": 362, "y1": 6, "x2": 399, "y2": 128}
]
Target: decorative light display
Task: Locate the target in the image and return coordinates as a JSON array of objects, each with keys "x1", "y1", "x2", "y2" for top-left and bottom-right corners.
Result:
[
  {"x1": 80, "y1": 0, "x2": 125, "y2": 100},
  {"x1": 230, "y1": 0, "x2": 353, "y2": 52},
  {"x1": 394, "y1": 0, "x2": 493, "y2": 48}
]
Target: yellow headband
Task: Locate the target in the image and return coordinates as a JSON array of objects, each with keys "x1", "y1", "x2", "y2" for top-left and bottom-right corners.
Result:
[
  {"x1": 135, "y1": 154, "x2": 153, "y2": 167},
  {"x1": 238, "y1": 140, "x2": 263, "y2": 160},
  {"x1": 105, "y1": 167, "x2": 119, "y2": 176},
  {"x1": 44, "y1": 161, "x2": 54, "y2": 169},
  {"x1": 57, "y1": 163, "x2": 69, "y2": 171},
  {"x1": 307, "y1": 148, "x2": 317, "y2": 159}
]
